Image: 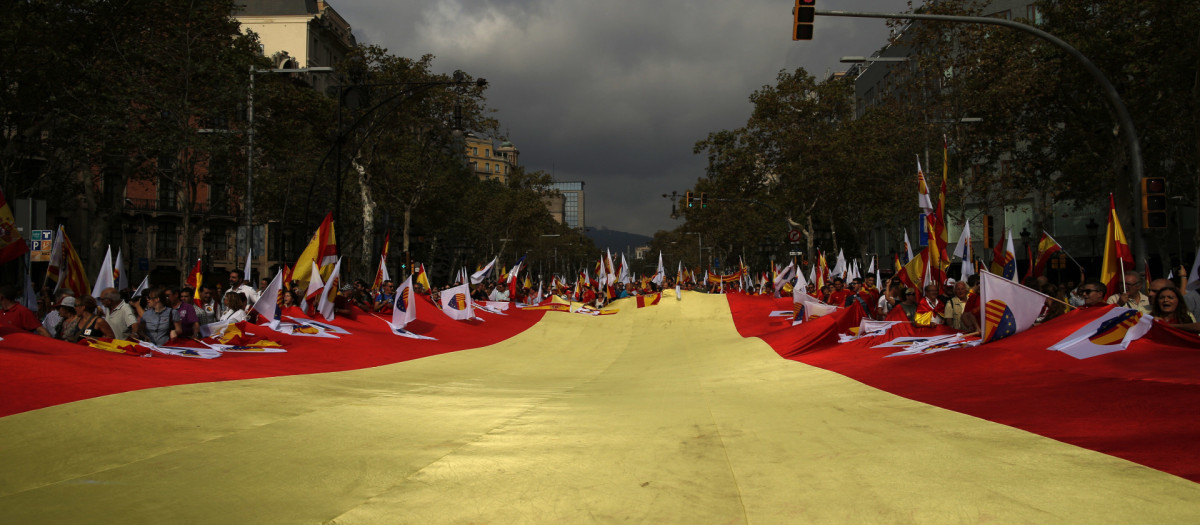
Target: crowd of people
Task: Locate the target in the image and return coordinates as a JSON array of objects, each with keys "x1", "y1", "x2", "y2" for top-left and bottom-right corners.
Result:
[{"x1": 2, "y1": 263, "x2": 1198, "y2": 346}]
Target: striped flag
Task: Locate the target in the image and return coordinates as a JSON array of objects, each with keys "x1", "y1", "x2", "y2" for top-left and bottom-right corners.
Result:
[{"x1": 1100, "y1": 194, "x2": 1134, "y2": 297}]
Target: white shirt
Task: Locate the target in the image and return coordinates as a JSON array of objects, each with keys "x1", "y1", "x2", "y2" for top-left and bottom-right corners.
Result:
[{"x1": 219, "y1": 308, "x2": 247, "y2": 323}]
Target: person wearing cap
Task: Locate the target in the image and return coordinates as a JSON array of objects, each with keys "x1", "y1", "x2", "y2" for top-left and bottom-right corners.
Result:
[
  {"x1": 0, "y1": 284, "x2": 53, "y2": 337},
  {"x1": 60, "y1": 295, "x2": 114, "y2": 343},
  {"x1": 40, "y1": 289, "x2": 74, "y2": 337},
  {"x1": 53, "y1": 296, "x2": 81, "y2": 340}
]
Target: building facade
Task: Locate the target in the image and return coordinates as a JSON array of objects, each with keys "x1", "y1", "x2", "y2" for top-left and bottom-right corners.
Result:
[
  {"x1": 464, "y1": 133, "x2": 518, "y2": 183},
  {"x1": 547, "y1": 181, "x2": 585, "y2": 230}
]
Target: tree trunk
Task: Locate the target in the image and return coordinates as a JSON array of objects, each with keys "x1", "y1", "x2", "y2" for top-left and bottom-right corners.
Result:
[{"x1": 354, "y1": 157, "x2": 374, "y2": 280}]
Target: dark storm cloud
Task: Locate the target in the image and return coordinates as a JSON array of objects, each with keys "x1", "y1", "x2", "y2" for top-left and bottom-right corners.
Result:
[{"x1": 334, "y1": 0, "x2": 910, "y2": 235}]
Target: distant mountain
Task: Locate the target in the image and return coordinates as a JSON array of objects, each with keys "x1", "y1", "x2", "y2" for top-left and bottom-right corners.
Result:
[{"x1": 586, "y1": 227, "x2": 652, "y2": 253}]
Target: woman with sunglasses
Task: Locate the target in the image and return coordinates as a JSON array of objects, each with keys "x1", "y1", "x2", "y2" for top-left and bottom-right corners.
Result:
[{"x1": 137, "y1": 287, "x2": 183, "y2": 345}]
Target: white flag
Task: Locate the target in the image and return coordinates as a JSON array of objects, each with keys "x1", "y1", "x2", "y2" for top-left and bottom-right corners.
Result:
[
  {"x1": 243, "y1": 250, "x2": 252, "y2": 285},
  {"x1": 301, "y1": 261, "x2": 324, "y2": 313},
  {"x1": 917, "y1": 155, "x2": 933, "y2": 213},
  {"x1": 114, "y1": 248, "x2": 128, "y2": 291},
  {"x1": 955, "y1": 222, "x2": 974, "y2": 281},
  {"x1": 1047, "y1": 307, "x2": 1154, "y2": 359},
  {"x1": 91, "y1": 246, "x2": 114, "y2": 298},
  {"x1": 652, "y1": 251, "x2": 665, "y2": 286},
  {"x1": 619, "y1": 253, "x2": 631, "y2": 285},
  {"x1": 390, "y1": 275, "x2": 417, "y2": 329},
  {"x1": 471, "y1": 257, "x2": 497, "y2": 284},
  {"x1": 251, "y1": 270, "x2": 284, "y2": 330},
  {"x1": 317, "y1": 256, "x2": 343, "y2": 321},
  {"x1": 978, "y1": 270, "x2": 1047, "y2": 344},
  {"x1": 832, "y1": 249, "x2": 847, "y2": 279},
  {"x1": 132, "y1": 276, "x2": 149, "y2": 298},
  {"x1": 903, "y1": 229, "x2": 915, "y2": 262},
  {"x1": 440, "y1": 282, "x2": 475, "y2": 321}
]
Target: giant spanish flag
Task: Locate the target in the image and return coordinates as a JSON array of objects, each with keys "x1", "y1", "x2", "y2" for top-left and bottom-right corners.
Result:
[
  {"x1": 1100, "y1": 194, "x2": 1134, "y2": 296},
  {"x1": 291, "y1": 212, "x2": 338, "y2": 287}
]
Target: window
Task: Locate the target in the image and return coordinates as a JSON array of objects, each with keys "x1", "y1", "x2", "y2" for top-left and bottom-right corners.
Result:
[
  {"x1": 158, "y1": 173, "x2": 177, "y2": 211},
  {"x1": 485, "y1": 149, "x2": 491, "y2": 157},
  {"x1": 156, "y1": 222, "x2": 177, "y2": 259},
  {"x1": 472, "y1": 147, "x2": 478, "y2": 155},
  {"x1": 1026, "y1": 5, "x2": 1043, "y2": 25},
  {"x1": 205, "y1": 226, "x2": 228, "y2": 261}
]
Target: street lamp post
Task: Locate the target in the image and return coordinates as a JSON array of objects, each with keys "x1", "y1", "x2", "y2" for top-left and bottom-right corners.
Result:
[{"x1": 246, "y1": 65, "x2": 334, "y2": 263}]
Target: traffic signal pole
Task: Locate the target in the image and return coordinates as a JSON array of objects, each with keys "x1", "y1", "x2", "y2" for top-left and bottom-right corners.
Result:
[{"x1": 815, "y1": 9, "x2": 1149, "y2": 272}]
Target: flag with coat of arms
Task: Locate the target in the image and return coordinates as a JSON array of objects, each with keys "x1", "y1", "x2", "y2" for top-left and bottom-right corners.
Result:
[
  {"x1": 440, "y1": 282, "x2": 475, "y2": 321},
  {"x1": 1047, "y1": 307, "x2": 1154, "y2": 359},
  {"x1": 978, "y1": 270, "x2": 1048, "y2": 343}
]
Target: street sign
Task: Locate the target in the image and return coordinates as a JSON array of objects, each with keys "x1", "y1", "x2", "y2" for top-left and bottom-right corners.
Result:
[
  {"x1": 787, "y1": 229, "x2": 803, "y2": 242},
  {"x1": 30, "y1": 229, "x2": 52, "y2": 262},
  {"x1": 789, "y1": 251, "x2": 805, "y2": 256}
]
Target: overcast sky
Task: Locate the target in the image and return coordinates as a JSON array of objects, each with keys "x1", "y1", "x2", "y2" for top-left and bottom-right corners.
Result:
[{"x1": 335, "y1": 0, "x2": 911, "y2": 237}]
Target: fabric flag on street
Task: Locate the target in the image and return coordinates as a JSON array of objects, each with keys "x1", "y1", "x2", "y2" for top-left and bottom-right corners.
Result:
[
  {"x1": 301, "y1": 261, "x2": 324, "y2": 313},
  {"x1": 372, "y1": 233, "x2": 390, "y2": 292},
  {"x1": 652, "y1": 252, "x2": 665, "y2": 286},
  {"x1": 114, "y1": 248, "x2": 128, "y2": 291},
  {"x1": 1047, "y1": 306, "x2": 1154, "y2": 359},
  {"x1": 1032, "y1": 232, "x2": 1064, "y2": 277},
  {"x1": 636, "y1": 293, "x2": 661, "y2": 308},
  {"x1": 773, "y1": 260, "x2": 795, "y2": 294},
  {"x1": 292, "y1": 212, "x2": 338, "y2": 287},
  {"x1": 1100, "y1": 194, "x2": 1134, "y2": 297},
  {"x1": 415, "y1": 263, "x2": 432, "y2": 291},
  {"x1": 390, "y1": 275, "x2": 417, "y2": 330},
  {"x1": 91, "y1": 247, "x2": 114, "y2": 298},
  {"x1": 185, "y1": 258, "x2": 203, "y2": 305},
  {"x1": 439, "y1": 282, "x2": 475, "y2": 321},
  {"x1": 916, "y1": 156, "x2": 933, "y2": 213},
  {"x1": 979, "y1": 270, "x2": 1048, "y2": 344},
  {"x1": 252, "y1": 270, "x2": 284, "y2": 330},
  {"x1": 471, "y1": 256, "x2": 497, "y2": 284},
  {"x1": 675, "y1": 261, "x2": 683, "y2": 300},
  {"x1": 243, "y1": 250, "x2": 252, "y2": 286},
  {"x1": 507, "y1": 255, "x2": 526, "y2": 298},
  {"x1": 132, "y1": 276, "x2": 149, "y2": 298},
  {"x1": 954, "y1": 222, "x2": 975, "y2": 281},
  {"x1": 902, "y1": 229, "x2": 914, "y2": 263},
  {"x1": 989, "y1": 230, "x2": 1018, "y2": 282},
  {"x1": 832, "y1": 250, "x2": 847, "y2": 279},
  {"x1": 317, "y1": 256, "x2": 343, "y2": 321},
  {"x1": 0, "y1": 184, "x2": 29, "y2": 264},
  {"x1": 619, "y1": 254, "x2": 631, "y2": 285},
  {"x1": 48, "y1": 226, "x2": 89, "y2": 297}
]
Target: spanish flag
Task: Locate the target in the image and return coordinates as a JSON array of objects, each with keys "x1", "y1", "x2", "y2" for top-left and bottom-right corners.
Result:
[
  {"x1": 292, "y1": 213, "x2": 338, "y2": 287},
  {"x1": 185, "y1": 259, "x2": 203, "y2": 305},
  {"x1": 1100, "y1": 194, "x2": 1134, "y2": 296}
]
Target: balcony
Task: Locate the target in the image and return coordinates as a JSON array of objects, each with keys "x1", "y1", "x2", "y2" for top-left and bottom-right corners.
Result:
[{"x1": 125, "y1": 198, "x2": 238, "y2": 218}]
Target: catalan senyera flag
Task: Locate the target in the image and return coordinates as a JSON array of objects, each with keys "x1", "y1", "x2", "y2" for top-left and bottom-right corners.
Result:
[
  {"x1": 49, "y1": 226, "x2": 90, "y2": 297},
  {"x1": 0, "y1": 184, "x2": 29, "y2": 264},
  {"x1": 292, "y1": 213, "x2": 337, "y2": 287},
  {"x1": 1100, "y1": 194, "x2": 1134, "y2": 297},
  {"x1": 917, "y1": 156, "x2": 933, "y2": 214},
  {"x1": 372, "y1": 233, "x2": 391, "y2": 292}
]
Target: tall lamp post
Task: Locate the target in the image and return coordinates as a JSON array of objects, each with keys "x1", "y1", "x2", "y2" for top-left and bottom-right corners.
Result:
[{"x1": 246, "y1": 66, "x2": 335, "y2": 262}]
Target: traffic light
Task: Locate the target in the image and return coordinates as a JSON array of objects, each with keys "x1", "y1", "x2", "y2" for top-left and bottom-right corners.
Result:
[
  {"x1": 685, "y1": 191, "x2": 694, "y2": 208},
  {"x1": 1141, "y1": 177, "x2": 1167, "y2": 229},
  {"x1": 793, "y1": 0, "x2": 815, "y2": 41},
  {"x1": 982, "y1": 214, "x2": 994, "y2": 248},
  {"x1": 700, "y1": 192, "x2": 709, "y2": 208}
]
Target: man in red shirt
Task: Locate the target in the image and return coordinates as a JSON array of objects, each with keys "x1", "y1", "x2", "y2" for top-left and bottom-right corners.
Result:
[
  {"x1": 0, "y1": 284, "x2": 52, "y2": 337},
  {"x1": 826, "y1": 278, "x2": 854, "y2": 307}
]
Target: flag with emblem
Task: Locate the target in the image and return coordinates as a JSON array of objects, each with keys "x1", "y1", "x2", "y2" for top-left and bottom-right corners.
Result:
[
  {"x1": 1032, "y1": 232, "x2": 1063, "y2": 278},
  {"x1": 440, "y1": 282, "x2": 475, "y2": 321},
  {"x1": 1048, "y1": 307, "x2": 1154, "y2": 359},
  {"x1": 372, "y1": 233, "x2": 390, "y2": 292},
  {"x1": 989, "y1": 230, "x2": 1018, "y2": 282},
  {"x1": 979, "y1": 270, "x2": 1047, "y2": 343},
  {"x1": 390, "y1": 275, "x2": 417, "y2": 330},
  {"x1": 185, "y1": 258, "x2": 203, "y2": 305}
]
